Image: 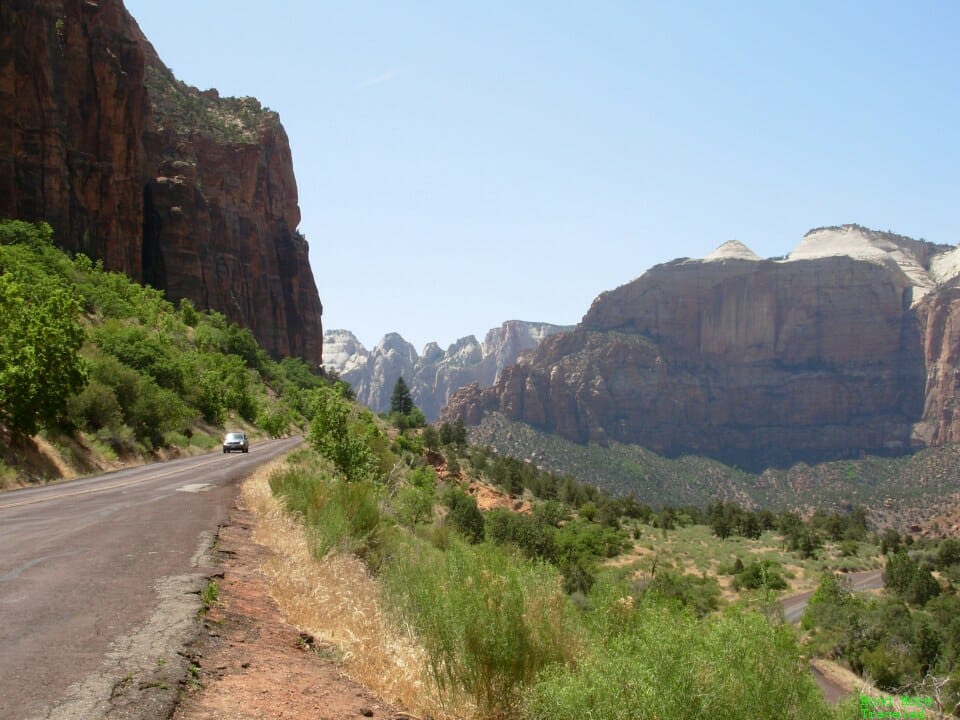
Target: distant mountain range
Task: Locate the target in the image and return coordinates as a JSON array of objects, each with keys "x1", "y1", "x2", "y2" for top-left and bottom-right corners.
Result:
[
  {"x1": 443, "y1": 225, "x2": 960, "y2": 470},
  {"x1": 323, "y1": 321, "x2": 573, "y2": 420}
]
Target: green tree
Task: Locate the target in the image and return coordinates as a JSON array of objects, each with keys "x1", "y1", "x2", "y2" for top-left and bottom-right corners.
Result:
[
  {"x1": 391, "y1": 376, "x2": 414, "y2": 415},
  {"x1": 937, "y1": 538, "x2": 960, "y2": 568},
  {"x1": 906, "y1": 567, "x2": 941, "y2": 606},
  {"x1": 884, "y1": 551, "x2": 917, "y2": 596},
  {"x1": 309, "y1": 388, "x2": 376, "y2": 482},
  {"x1": 0, "y1": 271, "x2": 87, "y2": 435},
  {"x1": 444, "y1": 487, "x2": 485, "y2": 543},
  {"x1": 422, "y1": 424, "x2": 440, "y2": 451}
]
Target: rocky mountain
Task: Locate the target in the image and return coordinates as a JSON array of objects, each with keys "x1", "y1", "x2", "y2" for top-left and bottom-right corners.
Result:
[
  {"x1": 323, "y1": 321, "x2": 573, "y2": 420},
  {"x1": 444, "y1": 225, "x2": 960, "y2": 470},
  {"x1": 0, "y1": 0, "x2": 323, "y2": 363}
]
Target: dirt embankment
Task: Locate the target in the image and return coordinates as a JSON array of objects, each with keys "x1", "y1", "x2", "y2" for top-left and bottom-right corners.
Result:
[{"x1": 174, "y1": 472, "x2": 405, "y2": 720}]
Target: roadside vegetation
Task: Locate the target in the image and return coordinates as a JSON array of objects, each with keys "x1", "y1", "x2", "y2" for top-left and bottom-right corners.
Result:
[
  {"x1": 801, "y1": 532, "x2": 960, "y2": 712},
  {"x1": 0, "y1": 219, "x2": 342, "y2": 486},
  {"x1": 266, "y1": 381, "x2": 859, "y2": 720}
]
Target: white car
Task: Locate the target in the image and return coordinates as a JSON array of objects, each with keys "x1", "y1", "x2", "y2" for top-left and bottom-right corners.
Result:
[{"x1": 222, "y1": 431, "x2": 249, "y2": 453}]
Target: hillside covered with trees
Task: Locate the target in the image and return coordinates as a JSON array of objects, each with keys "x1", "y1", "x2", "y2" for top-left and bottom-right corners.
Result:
[{"x1": 0, "y1": 219, "x2": 339, "y2": 486}]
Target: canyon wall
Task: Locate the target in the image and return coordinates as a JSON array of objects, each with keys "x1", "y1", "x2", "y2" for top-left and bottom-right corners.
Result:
[
  {"x1": 324, "y1": 321, "x2": 573, "y2": 421},
  {"x1": 444, "y1": 228, "x2": 960, "y2": 469},
  {"x1": 0, "y1": 0, "x2": 323, "y2": 363}
]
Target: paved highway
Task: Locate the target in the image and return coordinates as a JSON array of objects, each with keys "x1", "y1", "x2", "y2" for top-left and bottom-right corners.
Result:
[
  {"x1": 780, "y1": 568, "x2": 884, "y2": 624},
  {"x1": 0, "y1": 437, "x2": 302, "y2": 720},
  {"x1": 780, "y1": 568, "x2": 885, "y2": 704}
]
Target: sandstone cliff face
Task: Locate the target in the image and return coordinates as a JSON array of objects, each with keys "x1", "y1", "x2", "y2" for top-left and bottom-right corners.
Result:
[
  {"x1": 324, "y1": 321, "x2": 573, "y2": 420},
  {"x1": 915, "y1": 283, "x2": 960, "y2": 447},
  {"x1": 0, "y1": 0, "x2": 323, "y2": 364},
  {"x1": 444, "y1": 226, "x2": 959, "y2": 470},
  {"x1": 0, "y1": 0, "x2": 146, "y2": 275}
]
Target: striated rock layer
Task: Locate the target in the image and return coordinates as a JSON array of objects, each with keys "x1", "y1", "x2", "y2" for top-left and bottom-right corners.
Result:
[
  {"x1": 0, "y1": 0, "x2": 323, "y2": 363},
  {"x1": 444, "y1": 226, "x2": 960, "y2": 470},
  {"x1": 324, "y1": 321, "x2": 573, "y2": 421}
]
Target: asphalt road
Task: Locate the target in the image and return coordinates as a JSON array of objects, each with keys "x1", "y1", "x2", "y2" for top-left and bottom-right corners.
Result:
[
  {"x1": 780, "y1": 568, "x2": 884, "y2": 704},
  {"x1": 780, "y1": 568, "x2": 884, "y2": 624},
  {"x1": 0, "y1": 437, "x2": 302, "y2": 720}
]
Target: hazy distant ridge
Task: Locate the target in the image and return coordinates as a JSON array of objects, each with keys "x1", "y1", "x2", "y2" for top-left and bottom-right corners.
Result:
[{"x1": 324, "y1": 320, "x2": 573, "y2": 420}]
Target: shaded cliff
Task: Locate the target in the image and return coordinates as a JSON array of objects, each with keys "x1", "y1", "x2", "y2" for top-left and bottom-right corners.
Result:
[
  {"x1": 324, "y1": 321, "x2": 573, "y2": 421},
  {"x1": 0, "y1": 0, "x2": 323, "y2": 363},
  {"x1": 444, "y1": 226, "x2": 960, "y2": 470}
]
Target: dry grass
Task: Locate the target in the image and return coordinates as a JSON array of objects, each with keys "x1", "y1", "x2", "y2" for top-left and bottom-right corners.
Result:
[{"x1": 240, "y1": 462, "x2": 454, "y2": 720}]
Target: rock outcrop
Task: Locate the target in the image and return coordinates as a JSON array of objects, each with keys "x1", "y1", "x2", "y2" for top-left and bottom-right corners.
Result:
[
  {"x1": 324, "y1": 321, "x2": 573, "y2": 420},
  {"x1": 0, "y1": 0, "x2": 323, "y2": 363},
  {"x1": 444, "y1": 226, "x2": 960, "y2": 470}
]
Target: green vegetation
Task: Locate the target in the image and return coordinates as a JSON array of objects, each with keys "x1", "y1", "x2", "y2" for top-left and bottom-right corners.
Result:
[
  {"x1": 528, "y1": 594, "x2": 830, "y2": 720},
  {"x1": 0, "y1": 222, "x2": 86, "y2": 436},
  {"x1": 269, "y1": 402, "x2": 849, "y2": 720},
  {"x1": 384, "y1": 376, "x2": 426, "y2": 430},
  {"x1": 802, "y1": 534, "x2": 960, "y2": 708},
  {"x1": 200, "y1": 580, "x2": 220, "y2": 611},
  {"x1": 383, "y1": 535, "x2": 573, "y2": 719},
  {"x1": 0, "y1": 219, "x2": 338, "y2": 481},
  {"x1": 144, "y1": 64, "x2": 273, "y2": 144},
  {"x1": 472, "y1": 412, "x2": 960, "y2": 527}
]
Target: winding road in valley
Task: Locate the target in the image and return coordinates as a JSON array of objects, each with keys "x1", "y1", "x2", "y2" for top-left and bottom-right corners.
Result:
[
  {"x1": 781, "y1": 568, "x2": 885, "y2": 704},
  {"x1": 0, "y1": 437, "x2": 301, "y2": 720},
  {"x1": 781, "y1": 568, "x2": 884, "y2": 624}
]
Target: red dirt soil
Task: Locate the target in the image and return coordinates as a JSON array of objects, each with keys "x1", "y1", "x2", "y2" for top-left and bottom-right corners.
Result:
[{"x1": 173, "y1": 508, "x2": 407, "y2": 720}]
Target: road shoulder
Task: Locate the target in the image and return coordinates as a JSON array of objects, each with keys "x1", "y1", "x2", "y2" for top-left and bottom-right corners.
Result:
[{"x1": 172, "y1": 503, "x2": 402, "y2": 720}]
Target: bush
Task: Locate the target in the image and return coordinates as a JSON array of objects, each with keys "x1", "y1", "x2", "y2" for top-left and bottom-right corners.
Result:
[
  {"x1": 443, "y1": 487, "x2": 485, "y2": 543},
  {"x1": 0, "y1": 222, "x2": 88, "y2": 435},
  {"x1": 308, "y1": 388, "x2": 377, "y2": 482},
  {"x1": 732, "y1": 560, "x2": 788, "y2": 591},
  {"x1": 553, "y1": 519, "x2": 628, "y2": 564},
  {"x1": 67, "y1": 378, "x2": 122, "y2": 431},
  {"x1": 383, "y1": 535, "x2": 574, "y2": 719},
  {"x1": 269, "y1": 463, "x2": 381, "y2": 558},
  {"x1": 645, "y1": 571, "x2": 721, "y2": 617},
  {"x1": 526, "y1": 593, "x2": 834, "y2": 720},
  {"x1": 486, "y1": 508, "x2": 556, "y2": 561},
  {"x1": 257, "y1": 403, "x2": 291, "y2": 438}
]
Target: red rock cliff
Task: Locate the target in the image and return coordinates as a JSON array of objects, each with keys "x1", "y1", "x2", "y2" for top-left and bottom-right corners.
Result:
[
  {"x1": 0, "y1": 0, "x2": 323, "y2": 364},
  {"x1": 915, "y1": 284, "x2": 960, "y2": 446},
  {"x1": 444, "y1": 231, "x2": 947, "y2": 470}
]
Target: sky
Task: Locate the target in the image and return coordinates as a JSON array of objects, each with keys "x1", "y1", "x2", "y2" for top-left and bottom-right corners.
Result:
[{"x1": 124, "y1": 1, "x2": 960, "y2": 353}]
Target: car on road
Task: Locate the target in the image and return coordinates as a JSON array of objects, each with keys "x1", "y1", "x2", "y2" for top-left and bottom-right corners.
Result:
[{"x1": 222, "y1": 431, "x2": 249, "y2": 453}]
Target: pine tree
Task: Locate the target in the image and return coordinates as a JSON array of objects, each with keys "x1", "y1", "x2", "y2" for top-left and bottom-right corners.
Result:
[{"x1": 391, "y1": 376, "x2": 414, "y2": 415}]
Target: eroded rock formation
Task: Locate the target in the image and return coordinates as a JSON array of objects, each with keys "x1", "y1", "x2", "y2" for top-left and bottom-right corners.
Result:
[
  {"x1": 0, "y1": 0, "x2": 323, "y2": 363},
  {"x1": 324, "y1": 321, "x2": 573, "y2": 421},
  {"x1": 444, "y1": 226, "x2": 960, "y2": 469}
]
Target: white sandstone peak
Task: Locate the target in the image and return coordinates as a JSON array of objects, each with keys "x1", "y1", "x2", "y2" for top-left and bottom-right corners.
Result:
[
  {"x1": 790, "y1": 225, "x2": 944, "y2": 303},
  {"x1": 703, "y1": 240, "x2": 761, "y2": 262}
]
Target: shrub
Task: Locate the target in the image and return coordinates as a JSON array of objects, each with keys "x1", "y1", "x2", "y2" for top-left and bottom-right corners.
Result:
[
  {"x1": 67, "y1": 378, "x2": 122, "y2": 431},
  {"x1": 485, "y1": 508, "x2": 556, "y2": 561},
  {"x1": 269, "y1": 463, "x2": 381, "y2": 558},
  {"x1": 383, "y1": 536, "x2": 574, "y2": 719},
  {"x1": 178, "y1": 298, "x2": 200, "y2": 327},
  {"x1": 258, "y1": 403, "x2": 291, "y2": 438},
  {"x1": 0, "y1": 224, "x2": 88, "y2": 436},
  {"x1": 526, "y1": 593, "x2": 834, "y2": 720},
  {"x1": 395, "y1": 484, "x2": 435, "y2": 527},
  {"x1": 553, "y1": 519, "x2": 628, "y2": 564},
  {"x1": 644, "y1": 571, "x2": 721, "y2": 617},
  {"x1": 732, "y1": 560, "x2": 788, "y2": 591},
  {"x1": 443, "y1": 487, "x2": 485, "y2": 543},
  {"x1": 308, "y1": 388, "x2": 377, "y2": 482}
]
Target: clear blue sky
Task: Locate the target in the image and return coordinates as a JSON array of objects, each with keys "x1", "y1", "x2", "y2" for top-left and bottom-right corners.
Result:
[{"x1": 125, "y1": 1, "x2": 960, "y2": 353}]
